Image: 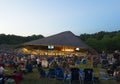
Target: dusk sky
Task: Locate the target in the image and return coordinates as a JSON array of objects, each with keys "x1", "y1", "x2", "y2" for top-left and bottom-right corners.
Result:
[{"x1": 0, "y1": 0, "x2": 120, "y2": 37}]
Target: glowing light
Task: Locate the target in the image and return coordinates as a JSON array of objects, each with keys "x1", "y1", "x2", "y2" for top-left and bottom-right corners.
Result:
[
  {"x1": 23, "y1": 48, "x2": 28, "y2": 52},
  {"x1": 48, "y1": 45, "x2": 54, "y2": 49},
  {"x1": 76, "y1": 48, "x2": 80, "y2": 51},
  {"x1": 61, "y1": 48, "x2": 74, "y2": 51}
]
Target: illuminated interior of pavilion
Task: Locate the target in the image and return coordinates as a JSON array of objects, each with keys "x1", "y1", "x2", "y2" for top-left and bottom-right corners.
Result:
[{"x1": 19, "y1": 45, "x2": 88, "y2": 56}]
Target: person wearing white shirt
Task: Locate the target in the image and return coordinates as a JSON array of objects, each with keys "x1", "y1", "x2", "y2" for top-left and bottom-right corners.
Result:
[{"x1": 0, "y1": 66, "x2": 5, "y2": 74}]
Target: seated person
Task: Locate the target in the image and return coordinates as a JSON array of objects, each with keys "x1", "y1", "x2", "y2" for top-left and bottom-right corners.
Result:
[
  {"x1": 0, "y1": 66, "x2": 5, "y2": 75},
  {"x1": 25, "y1": 61, "x2": 33, "y2": 72},
  {"x1": 38, "y1": 64, "x2": 46, "y2": 77},
  {"x1": 0, "y1": 66, "x2": 9, "y2": 84}
]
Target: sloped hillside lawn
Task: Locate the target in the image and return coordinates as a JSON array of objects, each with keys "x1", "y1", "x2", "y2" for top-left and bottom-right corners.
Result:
[{"x1": 18, "y1": 63, "x2": 119, "y2": 84}]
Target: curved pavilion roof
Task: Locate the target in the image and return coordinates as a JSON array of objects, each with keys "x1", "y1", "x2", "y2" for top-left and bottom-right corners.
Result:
[{"x1": 24, "y1": 31, "x2": 89, "y2": 48}]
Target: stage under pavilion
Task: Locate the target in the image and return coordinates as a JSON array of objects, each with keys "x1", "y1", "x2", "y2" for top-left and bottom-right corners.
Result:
[{"x1": 19, "y1": 31, "x2": 97, "y2": 56}]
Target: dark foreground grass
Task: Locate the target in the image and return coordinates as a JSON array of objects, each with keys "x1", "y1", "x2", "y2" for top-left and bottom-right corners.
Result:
[
  {"x1": 99, "y1": 80, "x2": 119, "y2": 84},
  {"x1": 19, "y1": 68, "x2": 66, "y2": 84}
]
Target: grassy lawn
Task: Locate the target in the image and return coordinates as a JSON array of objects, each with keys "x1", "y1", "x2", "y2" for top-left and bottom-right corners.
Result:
[
  {"x1": 19, "y1": 68, "x2": 66, "y2": 84},
  {"x1": 5, "y1": 61, "x2": 120, "y2": 84},
  {"x1": 18, "y1": 68, "x2": 120, "y2": 84}
]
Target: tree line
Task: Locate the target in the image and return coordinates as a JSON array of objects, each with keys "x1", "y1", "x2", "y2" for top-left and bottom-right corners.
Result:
[
  {"x1": 79, "y1": 30, "x2": 120, "y2": 52},
  {"x1": 0, "y1": 30, "x2": 120, "y2": 52},
  {"x1": 0, "y1": 34, "x2": 44, "y2": 45}
]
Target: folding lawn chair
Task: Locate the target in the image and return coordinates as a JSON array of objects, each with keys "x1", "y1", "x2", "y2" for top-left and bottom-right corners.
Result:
[
  {"x1": 47, "y1": 68, "x2": 56, "y2": 79},
  {"x1": 55, "y1": 67, "x2": 64, "y2": 80},
  {"x1": 99, "y1": 69, "x2": 108, "y2": 80},
  {"x1": 101, "y1": 59, "x2": 109, "y2": 68},
  {"x1": 38, "y1": 67, "x2": 46, "y2": 77}
]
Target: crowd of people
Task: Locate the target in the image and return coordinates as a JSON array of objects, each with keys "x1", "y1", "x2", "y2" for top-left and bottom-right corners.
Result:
[
  {"x1": 99, "y1": 50, "x2": 120, "y2": 80},
  {"x1": 0, "y1": 48, "x2": 120, "y2": 84}
]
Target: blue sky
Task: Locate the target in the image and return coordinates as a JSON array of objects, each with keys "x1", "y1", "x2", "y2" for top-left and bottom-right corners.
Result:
[{"x1": 0, "y1": 0, "x2": 120, "y2": 36}]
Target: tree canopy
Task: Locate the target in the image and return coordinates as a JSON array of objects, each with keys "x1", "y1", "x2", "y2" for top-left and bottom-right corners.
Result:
[
  {"x1": 79, "y1": 30, "x2": 120, "y2": 52},
  {"x1": 0, "y1": 34, "x2": 44, "y2": 45}
]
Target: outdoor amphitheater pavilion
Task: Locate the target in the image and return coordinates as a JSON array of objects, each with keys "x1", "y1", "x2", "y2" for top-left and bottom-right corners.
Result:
[{"x1": 19, "y1": 31, "x2": 97, "y2": 56}]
